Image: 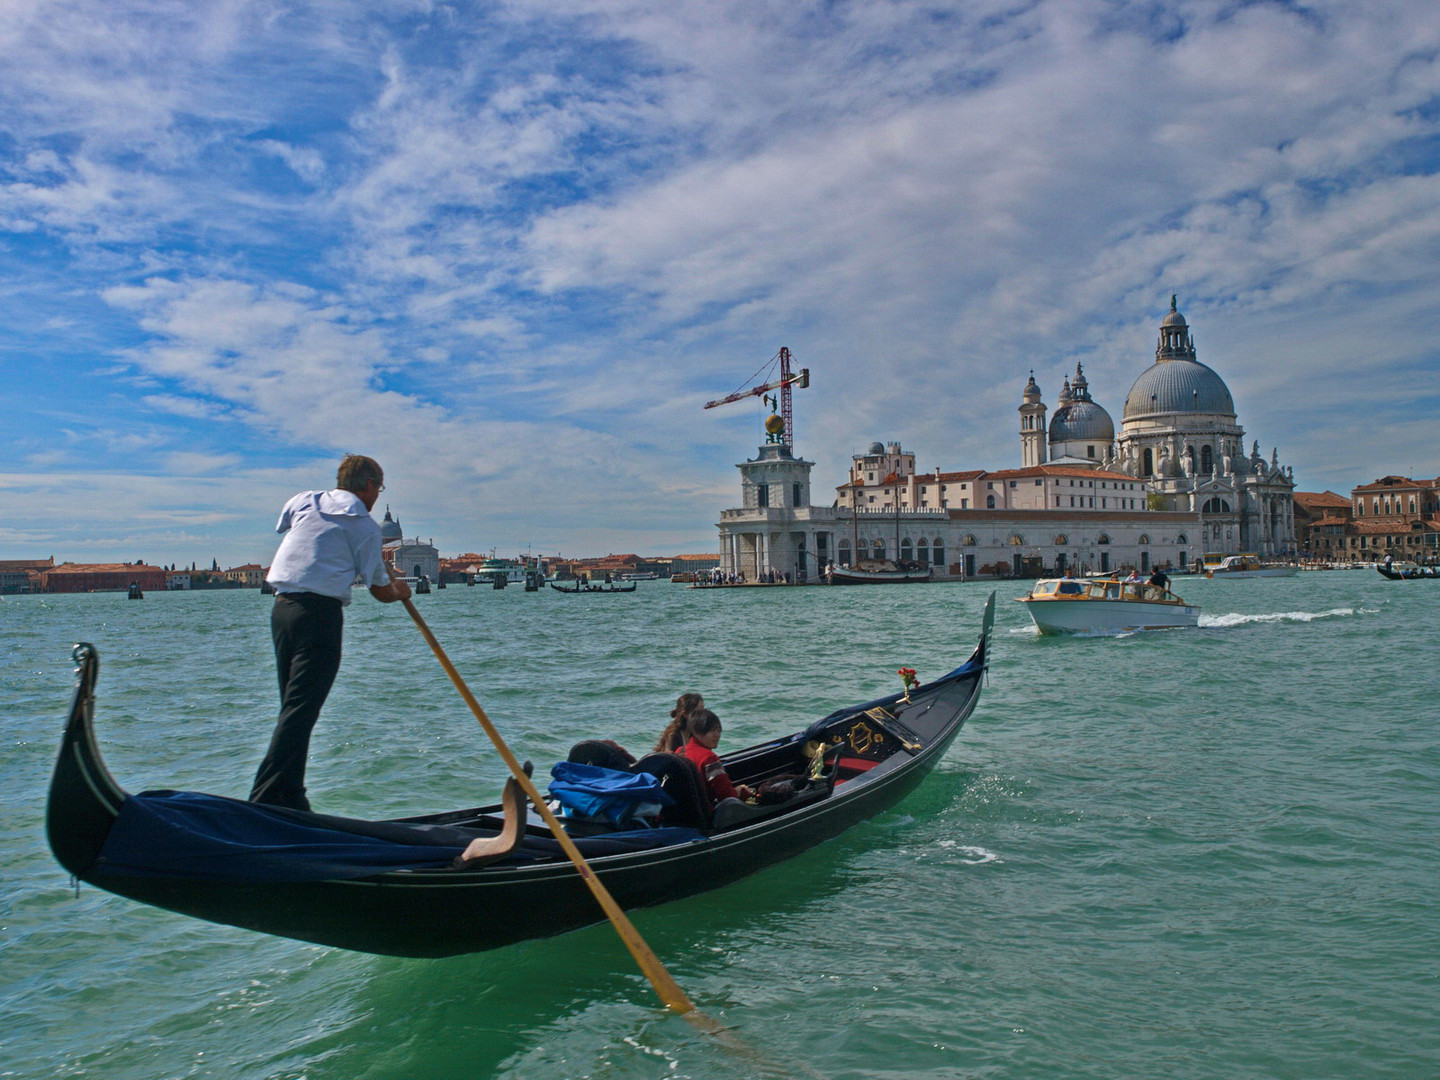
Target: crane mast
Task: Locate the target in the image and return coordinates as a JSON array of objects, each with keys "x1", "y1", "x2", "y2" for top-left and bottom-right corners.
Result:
[{"x1": 703, "y1": 347, "x2": 810, "y2": 447}]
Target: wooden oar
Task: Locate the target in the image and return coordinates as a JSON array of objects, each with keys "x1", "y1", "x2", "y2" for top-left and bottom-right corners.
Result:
[{"x1": 395, "y1": 590, "x2": 697, "y2": 1015}]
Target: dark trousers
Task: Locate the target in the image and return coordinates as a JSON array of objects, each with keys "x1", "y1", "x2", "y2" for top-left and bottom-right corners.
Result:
[{"x1": 249, "y1": 593, "x2": 343, "y2": 809}]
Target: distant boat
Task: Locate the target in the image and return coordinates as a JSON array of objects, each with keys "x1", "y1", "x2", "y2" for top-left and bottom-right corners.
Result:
[
  {"x1": 474, "y1": 556, "x2": 527, "y2": 584},
  {"x1": 1376, "y1": 563, "x2": 1440, "y2": 580},
  {"x1": 1201, "y1": 553, "x2": 1298, "y2": 579},
  {"x1": 1016, "y1": 576, "x2": 1199, "y2": 634},
  {"x1": 126, "y1": 582, "x2": 144, "y2": 600},
  {"x1": 620, "y1": 572, "x2": 658, "y2": 581},
  {"x1": 826, "y1": 560, "x2": 932, "y2": 585},
  {"x1": 550, "y1": 581, "x2": 637, "y2": 594}
]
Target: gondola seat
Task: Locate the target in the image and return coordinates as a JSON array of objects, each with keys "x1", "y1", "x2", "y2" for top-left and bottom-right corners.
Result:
[{"x1": 631, "y1": 753, "x2": 711, "y2": 831}]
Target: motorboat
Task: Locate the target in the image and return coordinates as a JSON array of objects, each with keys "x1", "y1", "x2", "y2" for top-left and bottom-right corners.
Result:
[
  {"x1": 1016, "y1": 576, "x2": 1199, "y2": 634},
  {"x1": 1201, "y1": 554, "x2": 1298, "y2": 579}
]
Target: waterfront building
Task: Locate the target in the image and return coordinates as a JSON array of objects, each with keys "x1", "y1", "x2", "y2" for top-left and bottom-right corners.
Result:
[
  {"x1": 385, "y1": 535, "x2": 440, "y2": 583},
  {"x1": 715, "y1": 298, "x2": 1289, "y2": 579},
  {"x1": 0, "y1": 557, "x2": 53, "y2": 594},
  {"x1": 1346, "y1": 476, "x2": 1440, "y2": 563},
  {"x1": 38, "y1": 562, "x2": 169, "y2": 594},
  {"x1": 1293, "y1": 491, "x2": 1353, "y2": 564},
  {"x1": 224, "y1": 563, "x2": 265, "y2": 588}
]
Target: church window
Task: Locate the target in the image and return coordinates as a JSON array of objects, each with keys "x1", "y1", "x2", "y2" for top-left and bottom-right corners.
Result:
[
  {"x1": 1098, "y1": 534, "x2": 1110, "y2": 545},
  {"x1": 1201, "y1": 445, "x2": 1214, "y2": 474},
  {"x1": 757, "y1": 483, "x2": 769, "y2": 508},
  {"x1": 1088, "y1": 445, "x2": 1095, "y2": 458},
  {"x1": 1009, "y1": 534, "x2": 1024, "y2": 546},
  {"x1": 1139, "y1": 534, "x2": 1150, "y2": 544},
  {"x1": 1177, "y1": 534, "x2": 1187, "y2": 544},
  {"x1": 1143, "y1": 449, "x2": 1154, "y2": 475},
  {"x1": 1054, "y1": 534, "x2": 1068, "y2": 545},
  {"x1": 962, "y1": 535, "x2": 978, "y2": 546},
  {"x1": 793, "y1": 482, "x2": 803, "y2": 506}
]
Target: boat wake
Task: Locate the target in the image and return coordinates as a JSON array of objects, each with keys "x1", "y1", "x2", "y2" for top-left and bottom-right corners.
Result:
[
  {"x1": 935, "y1": 840, "x2": 1001, "y2": 864},
  {"x1": 1199, "y1": 606, "x2": 1373, "y2": 629}
]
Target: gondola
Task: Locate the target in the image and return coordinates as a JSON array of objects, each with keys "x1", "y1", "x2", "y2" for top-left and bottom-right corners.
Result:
[
  {"x1": 47, "y1": 595, "x2": 993, "y2": 958},
  {"x1": 1376, "y1": 564, "x2": 1440, "y2": 580},
  {"x1": 549, "y1": 581, "x2": 637, "y2": 593}
]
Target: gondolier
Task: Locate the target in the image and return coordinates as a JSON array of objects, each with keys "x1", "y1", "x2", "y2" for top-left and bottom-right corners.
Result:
[{"x1": 250, "y1": 455, "x2": 411, "y2": 811}]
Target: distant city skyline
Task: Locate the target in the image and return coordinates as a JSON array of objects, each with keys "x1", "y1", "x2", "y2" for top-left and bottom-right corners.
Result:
[{"x1": 3, "y1": 2, "x2": 1439, "y2": 567}]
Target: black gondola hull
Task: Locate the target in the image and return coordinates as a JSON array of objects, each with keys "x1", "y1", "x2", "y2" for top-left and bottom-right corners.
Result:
[{"x1": 48, "y1": 600, "x2": 992, "y2": 957}]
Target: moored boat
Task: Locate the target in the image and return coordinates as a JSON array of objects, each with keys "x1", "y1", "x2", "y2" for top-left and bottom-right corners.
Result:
[
  {"x1": 46, "y1": 596, "x2": 994, "y2": 957},
  {"x1": 1016, "y1": 576, "x2": 1199, "y2": 634},
  {"x1": 826, "y1": 560, "x2": 932, "y2": 585}
]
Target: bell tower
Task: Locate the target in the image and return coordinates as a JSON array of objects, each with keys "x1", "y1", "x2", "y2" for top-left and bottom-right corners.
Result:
[{"x1": 1019, "y1": 372, "x2": 1047, "y2": 468}]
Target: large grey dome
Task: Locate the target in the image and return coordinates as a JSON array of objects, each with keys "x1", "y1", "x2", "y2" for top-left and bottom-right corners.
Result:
[
  {"x1": 1123, "y1": 299, "x2": 1236, "y2": 420},
  {"x1": 1123, "y1": 358, "x2": 1234, "y2": 419},
  {"x1": 1050, "y1": 399, "x2": 1114, "y2": 442}
]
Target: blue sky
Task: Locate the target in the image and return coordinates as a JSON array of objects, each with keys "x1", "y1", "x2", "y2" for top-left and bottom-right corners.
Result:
[{"x1": 3, "y1": 0, "x2": 1438, "y2": 566}]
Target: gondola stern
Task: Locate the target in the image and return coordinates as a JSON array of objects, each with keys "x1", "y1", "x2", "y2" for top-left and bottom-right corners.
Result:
[{"x1": 47, "y1": 644, "x2": 128, "y2": 878}]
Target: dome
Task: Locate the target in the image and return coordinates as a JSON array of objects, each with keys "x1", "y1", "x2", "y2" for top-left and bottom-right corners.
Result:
[
  {"x1": 1123, "y1": 299, "x2": 1236, "y2": 420},
  {"x1": 1050, "y1": 399, "x2": 1115, "y2": 443},
  {"x1": 380, "y1": 508, "x2": 403, "y2": 543},
  {"x1": 868, "y1": 441, "x2": 885, "y2": 455},
  {"x1": 1123, "y1": 358, "x2": 1234, "y2": 420}
]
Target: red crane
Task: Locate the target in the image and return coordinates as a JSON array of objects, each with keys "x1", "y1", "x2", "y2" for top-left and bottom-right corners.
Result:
[{"x1": 703, "y1": 347, "x2": 810, "y2": 447}]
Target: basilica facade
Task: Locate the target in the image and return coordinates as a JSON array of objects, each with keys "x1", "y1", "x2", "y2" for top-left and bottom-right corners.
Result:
[{"x1": 715, "y1": 300, "x2": 1296, "y2": 581}]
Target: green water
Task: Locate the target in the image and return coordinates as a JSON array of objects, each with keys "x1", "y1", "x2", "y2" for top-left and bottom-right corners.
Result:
[{"x1": 2, "y1": 573, "x2": 1436, "y2": 1079}]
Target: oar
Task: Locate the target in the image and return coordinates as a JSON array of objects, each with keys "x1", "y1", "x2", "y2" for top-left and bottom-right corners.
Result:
[{"x1": 395, "y1": 589, "x2": 697, "y2": 1015}]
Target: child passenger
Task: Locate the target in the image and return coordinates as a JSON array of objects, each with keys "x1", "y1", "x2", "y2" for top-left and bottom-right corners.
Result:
[{"x1": 681, "y1": 708, "x2": 755, "y2": 805}]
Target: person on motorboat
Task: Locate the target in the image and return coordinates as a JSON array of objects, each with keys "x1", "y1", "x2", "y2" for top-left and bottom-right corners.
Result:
[{"x1": 1146, "y1": 566, "x2": 1170, "y2": 598}]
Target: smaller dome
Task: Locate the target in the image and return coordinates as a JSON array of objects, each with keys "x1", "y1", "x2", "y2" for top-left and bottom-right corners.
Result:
[
  {"x1": 868, "y1": 441, "x2": 885, "y2": 455},
  {"x1": 1161, "y1": 294, "x2": 1187, "y2": 327},
  {"x1": 1049, "y1": 400, "x2": 1115, "y2": 444}
]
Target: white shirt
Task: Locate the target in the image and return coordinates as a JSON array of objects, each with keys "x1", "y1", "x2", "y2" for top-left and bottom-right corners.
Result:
[{"x1": 265, "y1": 490, "x2": 389, "y2": 605}]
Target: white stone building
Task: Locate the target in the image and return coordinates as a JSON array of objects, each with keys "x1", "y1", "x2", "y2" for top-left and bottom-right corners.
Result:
[{"x1": 715, "y1": 299, "x2": 1290, "y2": 579}]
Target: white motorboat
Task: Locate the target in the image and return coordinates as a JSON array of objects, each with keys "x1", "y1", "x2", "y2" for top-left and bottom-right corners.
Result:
[
  {"x1": 1015, "y1": 577, "x2": 1199, "y2": 634},
  {"x1": 1202, "y1": 554, "x2": 1298, "y2": 579}
]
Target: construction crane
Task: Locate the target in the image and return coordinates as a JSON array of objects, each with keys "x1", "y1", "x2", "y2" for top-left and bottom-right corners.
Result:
[{"x1": 703, "y1": 347, "x2": 810, "y2": 447}]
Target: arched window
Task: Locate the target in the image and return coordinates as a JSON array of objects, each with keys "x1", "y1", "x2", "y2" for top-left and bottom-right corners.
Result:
[
  {"x1": 986, "y1": 495, "x2": 996, "y2": 508},
  {"x1": 838, "y1": 539, "x2": 851, "y2": 566},
  {"x1": 1097, "y1": 534, "x2": 1110, "y2": 545},
  {"x1": 1201, "y1": 445, "x2": 1213, "y2": 474},
  {"x1": 1202, "y1": 498, "x2": 1231, "y2": 514},
  {"x1": 1143, "y1": 448, "x2": 1154, "y2": 475},
  {"x1": 873, "y1": 539, "x2": 885, "y2": 560},
  {"x1": 1138, "y1": 534, "x2": 1150, "y2": 545},
  {"x1": 901, "y1": 538, "x2": 913, "y2": 561},
  {"x1": 932, "y1": 539, "x2": 945, "y2": 567},
  {"x1": 1054, "y1": 534, "x2": 1068, "y2": 546},
  {"x1": 917, "y1": 538, "x2": 929, "y2": 566},
  {"x1": 962, "y1": 534, "x2": 978, "y2": 546},
  {"x1": 1009, "y1": 534, "x2": 1025, "y2": 546},
  {"x1": 1176, "y1": 533, "x2": 1187, "y2": 544}
]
